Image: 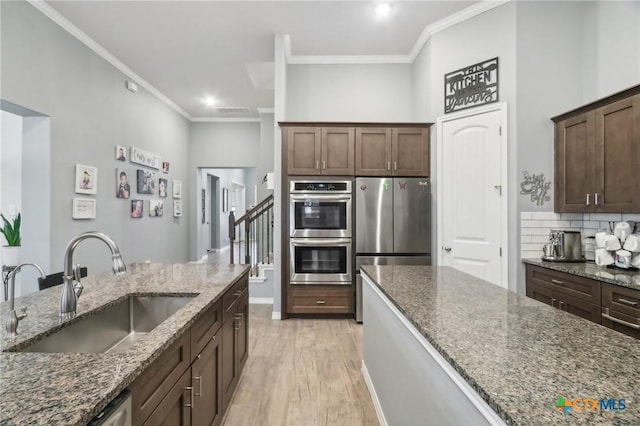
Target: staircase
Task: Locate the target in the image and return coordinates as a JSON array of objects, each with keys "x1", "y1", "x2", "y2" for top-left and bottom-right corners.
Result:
[{"x1": 229, "y1": 194, "x2": 274, "y2": 278}]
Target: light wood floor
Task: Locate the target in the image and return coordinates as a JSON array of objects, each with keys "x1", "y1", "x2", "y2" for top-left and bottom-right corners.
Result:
[{"x1": 223, "y1": 305, "x2": 379, "y2": 426}]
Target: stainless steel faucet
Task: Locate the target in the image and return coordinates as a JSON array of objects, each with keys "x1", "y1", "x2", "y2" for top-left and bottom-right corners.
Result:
[
  {"x1": 59, "y1": 232, "x2": 126, "y2": 318},
  {"x1": 5, "y1": 262, "x2": 45, "y2": 337}
]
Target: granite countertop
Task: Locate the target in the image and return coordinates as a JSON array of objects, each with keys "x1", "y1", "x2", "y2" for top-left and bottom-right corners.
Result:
[
  {"x1": 361, "y1": 265, "x2": 640, "y2": 426},
  {"x1": 0, "y1": 262, "x2": 250, "y2": 426},
  {"x1": 523, "y1": 258, "x2": 640, "y2": 291}
]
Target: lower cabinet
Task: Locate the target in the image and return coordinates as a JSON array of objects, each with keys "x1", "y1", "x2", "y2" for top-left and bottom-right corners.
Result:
[
  {"x1": 288, "y1": 285, "x2": 353, "y2": 314},
  {"x1": 130, "y1": 272, "x2": 249, "y2": 425},
  {"x1": 526, "y1": 265, "x2": 601, "y2": 324},
  {"x1": 526, "y1": 265, "x2": 640, "y2": 339},
  {"x1": 601, "y1": 283, "x2": 640, "y2": 339}
]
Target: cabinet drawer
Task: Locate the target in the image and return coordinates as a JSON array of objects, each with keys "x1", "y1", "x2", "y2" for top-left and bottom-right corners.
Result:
[
  {"x1": 602, "y1": 283, "x2": 640, "y2": 318},
  {"x1": 527, "y1": 265, "x2": 600, "y2": 303},
  {"x1": 191, "y1": 299, "x2": 222, "y2": 361},
  {"x1": 223, "y1": 273, "x2": 249, "y2": 320},
  {"x1": 601, "y1": 307, "x2": 640, "y2": 340},
  {"x1": 288, "y1": 286, "x2": 353, "y2": 314},
  {"x1": 131, "y1": 332, "x2": 191, "y2": 425}
]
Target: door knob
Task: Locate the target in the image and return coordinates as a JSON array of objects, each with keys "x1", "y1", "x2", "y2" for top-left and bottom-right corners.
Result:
[{"x1": 443, "y1": 246, "x2": 452, "y2": 252}]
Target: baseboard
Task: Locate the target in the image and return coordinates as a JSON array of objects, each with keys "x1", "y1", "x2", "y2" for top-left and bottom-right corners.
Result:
[
  {"x1": 249, "y1": 297, "x2": 273, "y2": 305},
  {"x1": 361, "y1": 360, "x2": 388, "y2": 426},
  {"x1": 271, "y1": 311, "x2": 281, "y2": 320}
]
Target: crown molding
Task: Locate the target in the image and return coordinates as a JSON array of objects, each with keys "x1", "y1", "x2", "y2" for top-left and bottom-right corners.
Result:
[
  {"x1": 286, "y1": 0, "x2": 511, "y2": 65},
  {"x1": 257, "y1": 107, "x2": 275, "y2": 114},
  {"x1": 408, "y1": 0, "x2": 511, "y2": 61},
  {"x1": 27, "y1": 0, "x2": 192, "y2": 121},
  {"x1": 191, "y1": 117, "x2": 261, "y2": 123}
]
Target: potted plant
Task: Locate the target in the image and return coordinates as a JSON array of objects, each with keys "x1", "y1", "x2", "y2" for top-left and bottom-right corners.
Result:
[{"x1": 1, "y1": 213, "x2": 21, "y2": 266}]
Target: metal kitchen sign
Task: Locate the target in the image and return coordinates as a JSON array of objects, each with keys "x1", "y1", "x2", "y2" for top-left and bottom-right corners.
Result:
[{"x1": 444, "y1": 57, "x2": 499, "y2": 113}]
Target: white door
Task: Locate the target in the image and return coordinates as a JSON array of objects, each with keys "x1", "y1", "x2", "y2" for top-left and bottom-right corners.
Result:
[{"x1": 439, "y1": 107, "x2": 505, "y2": 287}]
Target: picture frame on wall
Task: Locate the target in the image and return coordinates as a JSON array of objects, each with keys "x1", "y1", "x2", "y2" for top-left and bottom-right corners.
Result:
[
  {"x1": 115, "y1": 145, "x2": 127, "y2": 161},
  {"x1": 162, "y1": 161, "x2": 170, "y2": 173},
  {"x1": 159, "y1": 178, "x2": 168, "y2": 198},
  {"x1": 72, "y1": 198, "x2": 96, "y2": 219},
  {"x1": 173, "y1": 180, "x2": 182, "y2": 198},
  {"x1": 75, "y1": 164, "x2": 98, "y2": 195},
  {"x1": 149, "y1": 200, "x2": 164, "y2": 217},
  {"x1": 174, "y1": 200, "x2": 182, "y2": 217},
  {"x1": 136, "y1": 169, "x2": 155, "y2": 194},
  {"x1": 116, "y1": 169, "x2": 131, "y2": 199},
  {"x1": 131, "y1": 199, "x2": 144, "y2": 218}
]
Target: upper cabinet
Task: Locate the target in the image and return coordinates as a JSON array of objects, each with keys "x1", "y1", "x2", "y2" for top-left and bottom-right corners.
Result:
[
  {"x1": 286, "y1": 126, "x2": 354, "y2": 175},
  {"x1": 355, "y1": 126, "x2": 430, "y2": 177},
  {"x1": 283, "y1": 123, "x2": 431, "y2": 177},
  {"x1": 554, "y1": 86, "x2": 640, "y2": 213}
]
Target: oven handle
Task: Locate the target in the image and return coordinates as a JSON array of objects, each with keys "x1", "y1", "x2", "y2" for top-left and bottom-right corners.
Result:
[
  {"x1": 290, "y1": 194, "x2": 352, "y2": 201},
  {"x1": 291, "y1": 238, "x2": 352, "y2": 246}
]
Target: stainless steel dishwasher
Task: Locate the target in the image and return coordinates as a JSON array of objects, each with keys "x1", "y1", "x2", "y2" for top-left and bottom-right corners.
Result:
[{"x1": 88, "y1": 391, "x2": 131, "y2": 426}]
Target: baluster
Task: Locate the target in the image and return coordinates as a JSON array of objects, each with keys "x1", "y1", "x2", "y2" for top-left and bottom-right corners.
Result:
[{"x1": 229, "y1": 211, "x2": 235, "y2": 264}]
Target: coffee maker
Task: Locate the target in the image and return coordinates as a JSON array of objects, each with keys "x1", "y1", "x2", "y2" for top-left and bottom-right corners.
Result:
[{"x1": 542, "y1": 230, "x2": 584, "y2": 262}]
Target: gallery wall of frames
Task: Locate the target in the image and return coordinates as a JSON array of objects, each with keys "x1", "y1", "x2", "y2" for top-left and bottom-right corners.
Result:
[{"x1": 72, "y1": 145, "x2": 183, "y2": 220}]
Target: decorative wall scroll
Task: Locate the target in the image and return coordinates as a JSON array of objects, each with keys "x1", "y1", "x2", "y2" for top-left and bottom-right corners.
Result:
[
  {"x1": 130, "y1": 146, "x2": 161, "y2": 170},
  {"x1": 520, "y1": 171, "x2": 551, "y2": 206},
  {"x1": 444, "y1": 57, "x2": 499, "y2": 113}
]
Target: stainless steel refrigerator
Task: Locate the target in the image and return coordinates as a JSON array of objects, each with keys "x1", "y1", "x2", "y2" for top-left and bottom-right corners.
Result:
[{"x1": 355, "y1": 177, "x2": 432, "y2": 322}]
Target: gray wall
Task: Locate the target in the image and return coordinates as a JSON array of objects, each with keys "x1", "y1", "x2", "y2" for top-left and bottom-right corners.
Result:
[
  {"x1": 188, "y1": 121, "x2": 261, "y2": 260},
  {"x1": 286, "y1": 64, "x2": 414, "y2": 121},
  {"x1": 1, "y1": 2, "x2": 191, "y2": 275}
]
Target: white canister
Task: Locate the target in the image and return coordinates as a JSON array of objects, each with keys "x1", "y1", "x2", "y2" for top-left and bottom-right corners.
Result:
[
  {"x1": 614, "y1": 250, "x2": 632, "y2": 269},
  {"x1": 603, "y1": 235, "x2": 622, "y2": 251},
  {"x1": 595, "y1": 230, "x2": 609, "y2": 248},
  {"x1": 631, "y1": 254, "x2": 640, "y2": 269}
]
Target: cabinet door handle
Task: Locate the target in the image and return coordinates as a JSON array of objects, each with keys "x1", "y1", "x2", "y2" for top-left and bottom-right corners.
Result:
[
  {"x1": 602, "y1": 308, "x2": 640, "y2": 329},
  {"x1": 594, "y1": 193, "x2": 600, "y2": 205},
  {"x1": 234, "y1": 290, "x2": 242, "y2": 297},
  {"x1": 184, "y1": 386, "x2": 194, "y2": 408},
  {"x1": 322, "y1": 160, "x2": 326, "y2": 170},
  {"x1": 551, "y1": 298, "x2": 556, "y2": 308},
  {"x1": 394, "y1": 161, "x2": 397, "y2": 170},
  {"x1": 316, "y1": 300, "x2": 326, "y2": 305},
  {"x1": 586, "y1": 194, "x2": 591, "y2": 205},
  {"x1": 551, "y1": 279, "x2": 564, "y2": 285},
  {"x1": 617, "y1": 298, "x2": 638, "y2": 306},
  {"x1": 193, "y1": 376, "x2": 202, "y2": 397},
  {"x1": 316, "y1": 160, "x2": 319, "y2": 170},
  {"x1": 387, "y1": 161, "x2": 391, "y2": 170},
  {"x1": 558, "y1": 300, "x2": 565, "y2": 310}
]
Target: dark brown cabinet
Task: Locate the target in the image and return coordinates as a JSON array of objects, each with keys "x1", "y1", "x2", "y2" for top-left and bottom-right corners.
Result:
[
  {"x1": 355, "y1": 127, "x2": 430, "y2": 177},
  {"x1": 222, "y1": 285, "x2": 249, "y2": 411},
  {"x1": 288, "y1": 285, "x2": 353, "y2": 314},
  {"x1": 601, "y1": 283, "x2": 640, "y2": 339},
  {"x1": 526, "y1": 265, "x2": 601, "y2": 324},
  {"x1": 130, "y1": 272, "x2": 249, "y2": 426},
  {"x1": 554, "y1": 87, "x2": 640, "y2": 213},
  {"x1": 286, "y1": 127, "x2": 355, "y2": 175}
]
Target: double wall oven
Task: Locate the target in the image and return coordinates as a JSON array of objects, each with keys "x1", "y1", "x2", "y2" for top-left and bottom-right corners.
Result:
[{"x1": 289, "y1": 180, "x2": 352, "y2": 285}]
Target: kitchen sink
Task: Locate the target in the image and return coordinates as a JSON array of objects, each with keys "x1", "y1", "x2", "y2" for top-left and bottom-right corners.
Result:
[{"x1": 18, "y1": 295, "x2": 195, "y2": 354}]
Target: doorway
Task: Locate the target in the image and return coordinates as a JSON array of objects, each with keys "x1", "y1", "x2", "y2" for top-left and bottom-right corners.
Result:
[
  {"x1": 208, "y1": 174, "x2": 219, "y2": 251},
  {"x1": 436, "y1": 103, "x2": 508, "y2": 288}
]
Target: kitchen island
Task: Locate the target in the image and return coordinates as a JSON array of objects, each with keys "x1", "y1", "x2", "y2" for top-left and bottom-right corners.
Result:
[
  {"x1": 361, "y1": 265, "x2": 639, "y2": 425},
  {"x1": 0, "y1": 262, "x2": 250, "y2": 425}
]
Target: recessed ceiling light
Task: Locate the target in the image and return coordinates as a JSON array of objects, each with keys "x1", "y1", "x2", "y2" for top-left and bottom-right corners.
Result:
[
  {"x1": 375, "y1": 2, "x2": 391, "y2": 17},
  {"x1": 204, "y1": 97, "x2": 215, "y2": 107}
]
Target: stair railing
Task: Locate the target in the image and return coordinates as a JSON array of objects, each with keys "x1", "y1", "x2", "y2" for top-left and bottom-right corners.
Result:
[{"x1": 229, "y1": 194, "x2": 274, "y2": 276}]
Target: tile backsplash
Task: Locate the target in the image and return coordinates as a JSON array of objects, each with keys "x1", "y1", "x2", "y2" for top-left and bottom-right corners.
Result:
[{"x1": 521, "y1": 212, "x2": 640, "y2": 261}]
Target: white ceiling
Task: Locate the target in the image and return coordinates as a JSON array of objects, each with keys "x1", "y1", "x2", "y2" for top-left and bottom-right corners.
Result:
[{"x1": 45, "y1": 0, "x2": 479, "y2": 119}]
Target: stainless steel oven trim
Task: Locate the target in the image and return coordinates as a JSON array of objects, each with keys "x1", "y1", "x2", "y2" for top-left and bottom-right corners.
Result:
[
  {"x1": 290, "y1": 238, "x2": 352, "y2": 283},
  {"x1": 289, "y1": 180, "x2": 352, "y2": 194},
  {"x1": 289, "y1": 194, "x2": 352, "y2": 238}
]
